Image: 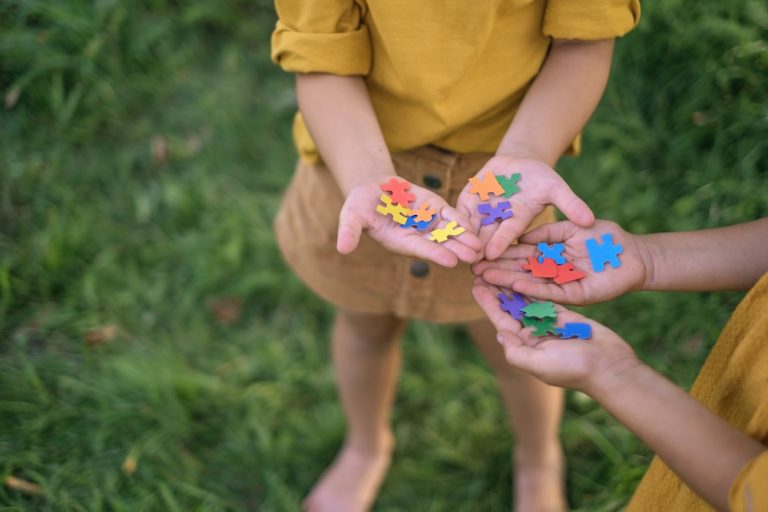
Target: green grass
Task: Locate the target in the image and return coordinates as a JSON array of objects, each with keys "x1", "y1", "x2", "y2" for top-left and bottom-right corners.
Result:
[{"x1": 1, "y1": 0, "x2": 766, "y2": 510}]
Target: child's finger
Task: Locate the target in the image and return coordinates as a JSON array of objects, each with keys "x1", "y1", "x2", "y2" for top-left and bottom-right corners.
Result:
[
  {"x1": 492, "y1": 243, "x2": 539, "y2": 262},
  {"x1": 481, "y1": 267, "x2": 550, "y2": 290},
  {"x1": 336, "y1": 206, "x2": 364, "y2": 254},
  {"x1": 440, "y1": 204, "x2": 483, "y2": 251},
  {"x1": 472, "y1": 254, "x2": 528, "y2": 276},
  {"x1": 497, "y1": 331, "x2": 542, "y2": 373},
  {"x1": 509, "y1": 278, "x2": 574, "y2": 304},
  {"x1": 518, "y1": 221, "x2": 579, "y2": 245},
  {"x1": 397, "y1": 235, "x2": 460, "y2": 268},
  {"x1": 471, "y1": 283, "x2": 524, "y2": 334},
  {"x1": 551, "y1": 183, "x2": 595, "y2": 228},
  {"x1": 442, "y1": 238, "x2": 480, "y2": 264},
  {"x1": 484, "y1": 205, "x2": 536, "y2": 260}
]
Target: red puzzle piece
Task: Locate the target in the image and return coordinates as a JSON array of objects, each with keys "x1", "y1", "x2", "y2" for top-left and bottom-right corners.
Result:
[
  {"x1": 554, "y1": 262, "x2": 587, "y2": 284},
  {"x1": 467, "y1": 171, "x2": 505, "y2": 201},
  {"x1": 522, "y1": 256, "x2": 558, "y2": 278},
  {"x1": 380, "y1": 178, "x2": 416, "y2": 208}
]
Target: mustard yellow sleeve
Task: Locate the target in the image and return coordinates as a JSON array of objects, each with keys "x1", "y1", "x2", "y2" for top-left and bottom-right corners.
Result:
[
  {"x1": 543, "y1": 0, "x2": 641, "y2": 40},
  {"x1": 730, "y1": 450, "x2": 768, "y2": 512},
  {"x1": 271, "y1": 0, "x2": 371, "y2": 75}
]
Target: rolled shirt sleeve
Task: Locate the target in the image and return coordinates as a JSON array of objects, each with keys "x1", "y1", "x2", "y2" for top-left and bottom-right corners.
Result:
[
  {"x1": 729, "y1": 450, "x2": 768, "y2": 512},
  {"x1": 543, "y1": 0, "x2": 641, "y2": 40},
  {"x1": 271, "y1": 0, "x2": 372, "y2": 75}
]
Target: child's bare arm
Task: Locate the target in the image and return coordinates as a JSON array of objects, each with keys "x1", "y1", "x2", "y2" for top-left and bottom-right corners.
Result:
[
  {"x1": 295, "y1": 74, "x2": 394, "y2": 195},
  {"x1": 643, "y1": 218, "x2": 768, "y2": 291},
  {"x1": 472, "y1": 284, "x2": 766, "y2": 512},
  {"x1": 457, "y1": 40, "x2": 616, "y2": 260},
  {"x1": 498, "y1": 39, "x2": 615, "y2": 165}
]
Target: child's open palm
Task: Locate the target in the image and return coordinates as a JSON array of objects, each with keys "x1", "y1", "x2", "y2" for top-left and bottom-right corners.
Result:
[
  {"x1": 472, "y1": 282, "x2": 638, "y2": 392},
  {"x1": 455, "y1": 156, "x2": 595, "y2": 261},
  {"x1": 473, "y1": 220, "x2": 650, "y2": 305},
  {"x1": 337, "y1": 177, "x2": 482, "y2": 267}
]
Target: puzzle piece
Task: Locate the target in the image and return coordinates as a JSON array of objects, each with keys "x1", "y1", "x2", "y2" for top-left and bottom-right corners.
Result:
[
  {"x1": 380, "y1": 177, "x2": 416, "y2": 208},
  {"x1": 498, "y1": 292, "x2": 528, "y2": 320},
  {"x1": 585, "y1": 233, "x2": 623, "y2": 272},
  {"x1": 411, "y1": 202, "x2": 437, "y2": 222},
  {"x1": 477, "y1": 201, "x2": 513, "y2": 225},
  {"x1": 537, "y1": 243, "x2": 566, "y2": 264},
  {"x1": 554, "y1": 262, "x2": 587, "y2": 285},
  {"x1": 467, "y1": 171, "x2": 505, "y2": 200},
  {"x1": 522, "y1": 256, "x2": 558, "y2": 278},
  {"x1": 522, "y1": 315, "x2": 558, "y2": 337},
  {"x1": 376, "y1": 194, "x2": 411, "y2": 225},
  {"x1": 497, "y1": 173, "x2": 521, "y2": 197},
  {"x1": 428, "y1": 220, "x2": 466, "y2": 243},
  {"x1": 521, "y1": 301, "x2": 557, "y2": 319},
  {"x1": 401, "y1": 213, "x2": 436, "y2": 231},
  {"x1": 554, "y1": 322, "x2": 592, "y2": 340}
]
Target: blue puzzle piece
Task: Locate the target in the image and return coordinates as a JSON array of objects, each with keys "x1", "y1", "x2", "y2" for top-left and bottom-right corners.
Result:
[
  {"x1": 478, "y1": 201, "x2": 513, "y2": 225},
  {"x1": 585, "y1": 233, "x2": 623, "y2": 272},
  {"x1": 400, "y1": 213, "x2": 437, "y2": 231},
  {"x1": 537, "y1": 243, "x2": 566, "y2": 264},
  {"x1": 553, "y1": 322, "x2": 592, "y2": 340},
  {"x1": 498, "y1": 292, "x2": 527, "y2": 320}
]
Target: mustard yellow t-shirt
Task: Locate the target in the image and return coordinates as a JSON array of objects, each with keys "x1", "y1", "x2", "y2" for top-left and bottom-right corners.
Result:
[
  {"x1": 271, "y1": 0, "x2": 640, "y2": 163},
  {"x1": 628, "y1": 272, "x2": 768, "y2": 512}
]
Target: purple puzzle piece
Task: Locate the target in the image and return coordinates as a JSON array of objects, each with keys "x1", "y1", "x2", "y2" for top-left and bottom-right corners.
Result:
[
  {"x1": 478, "y1": 201, "x2": 513, "y2": 225},
  {"x1": 498, "y1": 292, "x2": 528, "y2": 321},
  {"x1": 553, "y1": 322, "x2": 592, "y2": 340}
]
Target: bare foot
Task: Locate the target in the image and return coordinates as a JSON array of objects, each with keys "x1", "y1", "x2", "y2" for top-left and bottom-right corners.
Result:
[
  {"x1": 303, "y1": 438, "x2": 393, "y2": 512},
  {"x1": 513, "y1": 443, "x2": 568, "y2": 512}
]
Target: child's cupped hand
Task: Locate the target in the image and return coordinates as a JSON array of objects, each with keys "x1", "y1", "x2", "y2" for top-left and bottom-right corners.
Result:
[
  {"x1": 472, "y1": 220, "x2": 650, "y2": 305},
  {"x1": 455, "y1": 156, "x2": 595, "y2": 261},
  {"x1": 337, "y1": 175, "x2": 482, "y2": 268},
  {"x1": 472, "y1": 281, "x2": 639, "y2": 392}
]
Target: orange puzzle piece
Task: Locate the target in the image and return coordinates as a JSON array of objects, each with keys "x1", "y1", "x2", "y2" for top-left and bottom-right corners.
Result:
[
  {"x1": 522, "y1": 256, "x2": 558, "y2": 278},
  {"x1": 380, "y1": 177, "x2": 416, "y2": 208},
  {"x1": 467, "y1": 171, "x2": 505, "y2": 200},
  {"x1": 554, "y1": 262, "x2": 587, "y2": 284},
  {"x1": 376, "y1": 194, "x2": 411, "y2": 224},
  {"x1": 429, "y1": 221, "x2": 466, "y2": 243},
  {"x1": 411, "y1": 202, "x2": 437, "y2": 222}
]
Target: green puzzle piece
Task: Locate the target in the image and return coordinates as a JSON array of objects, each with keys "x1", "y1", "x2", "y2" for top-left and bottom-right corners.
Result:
[
  {"x1": 522, "y1": 315, "x2": 558, "y2": 336},
  {"x1": 521, "y1": 301, "x2": 556, "y2": 319},
  {"x1": 497, "y1": 173, "x2": 521, "y2": 198}
]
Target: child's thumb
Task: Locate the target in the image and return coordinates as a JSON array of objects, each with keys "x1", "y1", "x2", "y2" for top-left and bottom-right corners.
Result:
[
  {"x1": 497, "y1": 331, "x2": 537, "y2": 373},
  {"x1": 553, "y1": 182, "x2": 595, "y2": 228},
  {"x1": 336, "y1": 206, "x2": 364, "y2": 255}
]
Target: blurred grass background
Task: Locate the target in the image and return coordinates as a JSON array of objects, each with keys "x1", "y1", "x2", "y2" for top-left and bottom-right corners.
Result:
[{"x1": 0, "y1": 0, "x2": 766, "y2": 510}]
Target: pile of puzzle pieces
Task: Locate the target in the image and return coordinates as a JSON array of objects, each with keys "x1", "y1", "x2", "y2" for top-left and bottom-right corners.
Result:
[
  {"x1": 522, "y1": 233, "x2": 624, "y2": 285},
  {"x1": 498, "y1": 292, "x2": 592, "y2": 339},
  {"x1": 467, "y1": 171, "x2": 520, "y2": 224},
  {"x1": 375, "y1": 177, "x2": 466, "y2": 243},
  {"x1": 497, "y1": 232, "x2": 625, "y2": 339}
]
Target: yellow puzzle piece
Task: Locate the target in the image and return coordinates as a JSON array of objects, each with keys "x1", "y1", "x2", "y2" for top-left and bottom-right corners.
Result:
[
  {"x1": 429, "y1": 221, "x2": 466, "y2": 243},
  {"x1": 376, "y1": 194, "x2": 411, "y2": 224}
]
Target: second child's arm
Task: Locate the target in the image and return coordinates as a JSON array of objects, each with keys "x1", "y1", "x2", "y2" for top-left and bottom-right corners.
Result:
[
  {"x1": 472, "y1": 284, "x2": 767, "y2": 512},
  {"x1": 643, "y1": 218, "x2": 768, "y2": 291}
]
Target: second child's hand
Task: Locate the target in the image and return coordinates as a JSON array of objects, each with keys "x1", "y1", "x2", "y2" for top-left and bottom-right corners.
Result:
[
  {"x1": 337, "y1": 175, "x2": 482, "y2": 268},
  {"x1": 472, "y1": 220, "x2": 651, "y2": 305}
]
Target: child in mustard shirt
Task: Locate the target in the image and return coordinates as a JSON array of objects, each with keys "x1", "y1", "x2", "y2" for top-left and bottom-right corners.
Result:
[
  {"x1": 472, "y1": 218, "x2": 768, "y2": 511},
  {"x1": 271, "y1": 2, "x2": 640, "y2": 511}
]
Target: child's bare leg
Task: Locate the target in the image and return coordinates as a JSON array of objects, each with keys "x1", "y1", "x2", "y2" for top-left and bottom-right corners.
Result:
[
  {"x1": 303, "y1": 309, "x2": 406, "y2": 512},
  {"x1": 466, "y1": 319, "x2": 567, "y2": 512}
]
